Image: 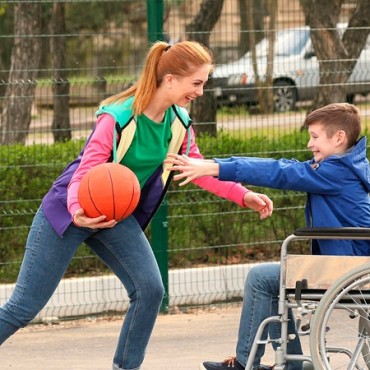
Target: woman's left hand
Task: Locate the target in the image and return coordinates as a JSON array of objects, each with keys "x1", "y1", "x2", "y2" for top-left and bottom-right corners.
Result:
[
  {"x1": 243, "y1": 191, "x2": 273, "y2": 220},
  {"x1": 72, "y1": 208, "x2": 117, "y2": 229}
]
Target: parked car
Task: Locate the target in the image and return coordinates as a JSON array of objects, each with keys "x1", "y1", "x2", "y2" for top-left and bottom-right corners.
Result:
[{"x1": 212, "y1": 25, "x2": 370, "y2": 112}]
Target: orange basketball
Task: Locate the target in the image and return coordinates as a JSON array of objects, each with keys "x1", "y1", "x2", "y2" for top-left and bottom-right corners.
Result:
[{"x1": 78, "y1": 163, "x2": 140, "y2": 221}]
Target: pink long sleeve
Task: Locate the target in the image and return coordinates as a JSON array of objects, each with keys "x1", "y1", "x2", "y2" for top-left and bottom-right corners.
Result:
[
  {"x1": 180, "y1": 127, "x2": 249, "y2": 207},
  {"x1": 68, "y1": 117, "x2": 249, "y2": 219},
  {"x1": 67, "y1": 114, "x2": 116, "y2": 217}
]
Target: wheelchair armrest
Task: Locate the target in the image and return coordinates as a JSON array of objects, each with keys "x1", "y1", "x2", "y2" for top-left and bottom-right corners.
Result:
[{"x1": 294, "y1": 227, "x2": 370, "y2": 238}]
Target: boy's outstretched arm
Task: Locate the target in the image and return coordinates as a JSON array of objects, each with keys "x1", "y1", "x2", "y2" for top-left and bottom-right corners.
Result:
[{"x1": 165, "y1": 153, "x2": 273, "y2": 220}]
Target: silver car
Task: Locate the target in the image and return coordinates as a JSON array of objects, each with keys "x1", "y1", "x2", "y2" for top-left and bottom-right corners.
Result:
[{"x1": 212, "y1": 25, "x2": 370, "y2": 112}]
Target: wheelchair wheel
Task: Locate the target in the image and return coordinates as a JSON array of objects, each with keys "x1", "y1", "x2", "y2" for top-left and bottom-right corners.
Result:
[
  {"x1": 360, "y1": 316, "x2": 370, "y2": 367},
  {"x1": 309, "y1": 263, "x2": 370, "y2": 369}
]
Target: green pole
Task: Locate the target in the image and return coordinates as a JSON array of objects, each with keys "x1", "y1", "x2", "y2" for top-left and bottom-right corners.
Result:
[
  {"x1": 151, "y1": 198, "x2": 169, "y2": 312},
  {"x1": 146, "y1": 1, "x2": 168, "y2": 312},
  {"x1": 146, "y1": 0, "x2": 164, "y2": 44}
]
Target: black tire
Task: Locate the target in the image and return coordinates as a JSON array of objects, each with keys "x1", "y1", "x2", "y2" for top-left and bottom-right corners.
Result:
[
  {"x1": 273, "y1": 80, "x2": 297, "y2": 112},
  {"x1": 346, "y1": 94, "x2": 355, "y2": 104}
]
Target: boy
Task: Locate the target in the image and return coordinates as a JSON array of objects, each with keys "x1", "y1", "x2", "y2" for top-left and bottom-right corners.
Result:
[{"x1": 166, "y1": 103, "x2": 370, "y2": 370}]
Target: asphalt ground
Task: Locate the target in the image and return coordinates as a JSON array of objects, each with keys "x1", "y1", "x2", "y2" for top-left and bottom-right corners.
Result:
[{"x1": 0, "y1": 305, "x2": 306, "y2": 370}]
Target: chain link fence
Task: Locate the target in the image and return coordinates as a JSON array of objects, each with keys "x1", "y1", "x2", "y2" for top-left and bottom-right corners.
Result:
[{"x1": 0, "y1": 0, "x2": 369, "y2": 320}]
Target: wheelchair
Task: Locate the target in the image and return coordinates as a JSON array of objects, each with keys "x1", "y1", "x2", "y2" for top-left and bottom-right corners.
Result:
[{"x1": 245, "y1": 227, "x2": 370, "y2": 370}]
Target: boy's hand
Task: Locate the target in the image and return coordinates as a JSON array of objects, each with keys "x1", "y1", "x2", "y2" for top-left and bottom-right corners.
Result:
[
  {"x1": 243, "y1": 192, "x2": 273, "y2": 220},
  {"x1": 165, "y1": 153, "x2": 219, "y2": 186}
]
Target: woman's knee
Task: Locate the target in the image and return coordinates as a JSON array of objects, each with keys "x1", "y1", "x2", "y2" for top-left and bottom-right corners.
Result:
[
  {"x1": 130, "y1": 276, "x2": 164, "y2": 306},
  {"x1": 148, "y1": 279, "x2": 165, "y2": 305}
]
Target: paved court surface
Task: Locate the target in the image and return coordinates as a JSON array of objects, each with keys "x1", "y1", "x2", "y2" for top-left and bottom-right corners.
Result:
[{"x1": 0, "y1": 305, "x2": 311, "y2": 370}]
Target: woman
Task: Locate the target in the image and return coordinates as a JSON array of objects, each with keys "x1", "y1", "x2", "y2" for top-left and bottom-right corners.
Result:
[{"x1": 0, "y1": 40, "x2": 273, "y2": 370}]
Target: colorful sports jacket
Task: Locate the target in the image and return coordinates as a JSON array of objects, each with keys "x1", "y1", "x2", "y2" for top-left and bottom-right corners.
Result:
[{"x1": 42, "y1": 97, "x2": 249, "y2": 237}]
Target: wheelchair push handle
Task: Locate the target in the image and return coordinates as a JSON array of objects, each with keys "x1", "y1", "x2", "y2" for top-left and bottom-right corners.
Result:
[{"x1": 294, "y1": 227, "x2": 370, "y2": 238}]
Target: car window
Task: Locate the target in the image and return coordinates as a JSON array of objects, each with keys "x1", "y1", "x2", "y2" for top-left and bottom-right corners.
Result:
[
  {"x1": 275, "y1": 28, "x2": 310, "y2": 56},
  {"x1": 253, "y1": 28, "x2": 310, "y2": 58}
]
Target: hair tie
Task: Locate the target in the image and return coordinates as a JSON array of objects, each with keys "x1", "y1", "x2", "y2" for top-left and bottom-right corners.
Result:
[{"x1": 164, "y1": 45, "x2": 171, "y2": 52}]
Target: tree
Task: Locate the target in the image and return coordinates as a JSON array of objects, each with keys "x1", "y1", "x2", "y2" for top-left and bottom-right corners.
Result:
[
  {"x1": 1, "y1": 3, "x2": 41, "y2": 144},
  {"x1": 185, "y1": 0, "x2": 224, "y2": 137},
  {"x1": 248, "y1": 0, "x2": 277, "y2": 114},
  {"x1": 300, "y1": 0, "x2": 370, "y2": 112},
  {"x1": 50, "y1": 2, "x2": 71, "y2": 142},
  {"x1": 238, "y1": 0, "x2": 267, "y2": 58},
  {"x1": 0, "y1": 4, "x2": 14, "y2": 98}
]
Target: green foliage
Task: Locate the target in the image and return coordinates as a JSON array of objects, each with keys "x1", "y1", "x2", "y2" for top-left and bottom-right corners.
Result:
[
  {"x1": 66, "y1": 2, "x2": 127, "y2": 32},
  {"x1": 0, "y1": 140, "x2": 85, "y2": 282},
  {"x1": 0, "y1": 3, "x2": 13, "y2": 81}
]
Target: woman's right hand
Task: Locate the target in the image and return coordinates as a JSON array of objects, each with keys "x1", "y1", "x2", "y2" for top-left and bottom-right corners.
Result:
[{"x1": 72, "y1": 208, "x2": 117, "y2": 229}]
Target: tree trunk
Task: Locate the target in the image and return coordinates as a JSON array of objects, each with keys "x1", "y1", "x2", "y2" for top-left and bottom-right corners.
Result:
[
  {"x1": 249, "y1": 0, "x2": 277, "y2": 113},
  {"x1": 238, "y1": 0, "x2": 267, "y2": 58},
  {"x1": 248, "y1": 0, "x2": 259, "y2": 85},
  {"x1": 259, "y1": 0, "x2": 277, "y2": 114},
  {"x1": 1, "y1": 3, "x2": 41, "y2": 144},
  {"x1": 300, "y1": 0, "x2": 370, "y2": 113},
  {"x1": 185, "y1": 0, "x2": 224, "y2": 137},
  {"x1": 50, "y1": 2, "x2": 71, "y2": 142},
  {"x1": 38, "y1": 4, "x2": 52, "y2": 79}
]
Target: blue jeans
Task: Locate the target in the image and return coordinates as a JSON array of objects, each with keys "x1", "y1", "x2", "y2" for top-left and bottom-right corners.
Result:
[
  {"x1": 0, "y1": 207, "x2": 164, "y2": 370},
  {"x1": 236, "y1": 264, "x2": 303, "y2": 370}
]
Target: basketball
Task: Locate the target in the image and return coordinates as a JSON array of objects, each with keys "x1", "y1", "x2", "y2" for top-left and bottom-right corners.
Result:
[{"x1": 78, "y1": 163, "x2": 140, "y2": 221}]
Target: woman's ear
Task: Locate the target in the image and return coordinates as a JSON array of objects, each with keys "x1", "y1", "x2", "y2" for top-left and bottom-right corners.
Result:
[{"x1": 164, "y1": 74, "x2": 174, "y2": 88}]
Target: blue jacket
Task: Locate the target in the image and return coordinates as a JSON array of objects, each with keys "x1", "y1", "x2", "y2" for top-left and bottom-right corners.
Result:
[{"x1": 215, "y1": 136, "x2": 370, "y2": 256}]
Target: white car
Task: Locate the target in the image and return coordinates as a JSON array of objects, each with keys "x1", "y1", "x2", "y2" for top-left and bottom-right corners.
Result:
[{"x1": 212, "y1": 26, "x2": 370, "y2": 112}]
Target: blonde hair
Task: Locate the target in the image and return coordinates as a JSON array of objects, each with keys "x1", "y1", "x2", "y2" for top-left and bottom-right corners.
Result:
[
  {"x1": 100, "y1": 40, "x2": 214, "y2": 115},
  {"x1": 303, "y1": 103, "x2": 361, "y2": 148}
]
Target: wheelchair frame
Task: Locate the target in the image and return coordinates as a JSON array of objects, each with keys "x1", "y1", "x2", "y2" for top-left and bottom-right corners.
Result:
[{"x1": 245, "y1": 227, "x2": 370, "y2": 370}]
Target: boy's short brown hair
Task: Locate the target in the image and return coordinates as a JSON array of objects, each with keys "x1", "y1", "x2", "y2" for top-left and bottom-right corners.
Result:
[{"x1": 303, "y1": 103, "x2": 361, "y2": 148}]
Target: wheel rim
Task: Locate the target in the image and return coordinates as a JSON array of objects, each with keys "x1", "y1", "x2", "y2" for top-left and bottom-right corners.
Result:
[
  {"x1": 319, "y1": 277, "x2": 370, "y2": 369},
  {"x1": 273, "y1": 84, "x2": 296, "y2": 112},
  {"x1": 310, "y1": 265, "x2": 370, "y2": 370}
]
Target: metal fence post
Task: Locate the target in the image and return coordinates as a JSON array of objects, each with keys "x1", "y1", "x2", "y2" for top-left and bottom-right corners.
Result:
[
  {"x1": 146, "y1": 0, "x2": 168, "y2": 313},
  {"x1": 146, "y1": 0, "x2": 164, "y2": 43},
  {"x1": 151, "y1": 197, "x2": 169, "y2": 313}
]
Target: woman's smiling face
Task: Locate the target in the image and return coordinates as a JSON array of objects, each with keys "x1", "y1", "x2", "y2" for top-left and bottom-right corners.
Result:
[{"x1": 169, "y1": 64, "x2": 211, "y2": 107}]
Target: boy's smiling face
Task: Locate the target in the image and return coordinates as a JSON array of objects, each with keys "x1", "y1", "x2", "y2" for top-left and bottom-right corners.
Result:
[{"x1": 307, "y1": 122, "x2": 347, "y2": 163}]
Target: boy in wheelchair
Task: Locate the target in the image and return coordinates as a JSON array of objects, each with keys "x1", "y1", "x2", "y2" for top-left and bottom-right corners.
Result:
[{"x1": 166, "y1": 103, "x2": 370, "y2": 370}]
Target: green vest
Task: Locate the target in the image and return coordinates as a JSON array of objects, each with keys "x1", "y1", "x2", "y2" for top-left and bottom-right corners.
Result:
[{"x1": 96, "y1": 96, "x2": 193, "y2": 195}]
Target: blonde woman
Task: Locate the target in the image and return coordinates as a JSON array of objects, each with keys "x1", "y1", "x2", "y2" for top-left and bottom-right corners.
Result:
[{"x1": 0, "y1": 41, "x2": 272, "y2": 370}]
